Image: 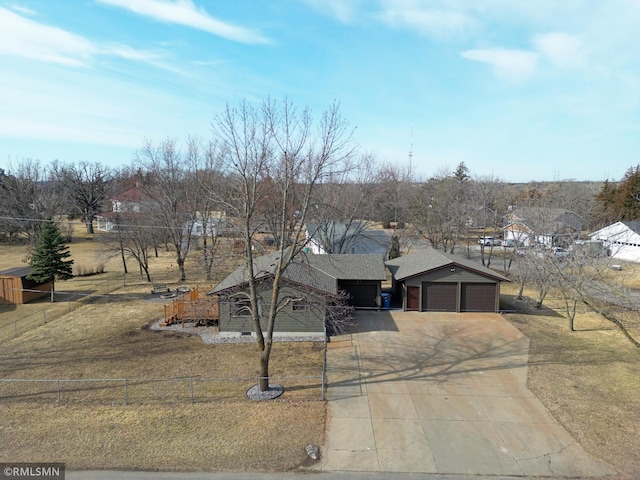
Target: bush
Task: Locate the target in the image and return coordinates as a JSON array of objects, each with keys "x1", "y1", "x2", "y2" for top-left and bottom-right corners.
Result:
[{"x1": 73, "y1": 263, "x2": 106, "y2": 277}]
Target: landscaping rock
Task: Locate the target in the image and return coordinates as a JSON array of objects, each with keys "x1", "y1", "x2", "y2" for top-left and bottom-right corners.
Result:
[{"x1": 305, "y1": 444, "x2": 320, "y2": 461}]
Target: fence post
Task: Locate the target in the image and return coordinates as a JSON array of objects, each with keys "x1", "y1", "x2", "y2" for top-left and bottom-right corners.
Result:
[
  {"x1": 322, "y1": 323, "x2": 327, "y2": 401},
  {"x1": 14, "y1": 320, "x2": 17, "y2": 337},
  {"x1": 124, "y1": 379, "x2": 128, "y2": 405},
  {"x1": 57, "y1": 380, "x2": 61, "y2": 406},
  {"x1": 43, "y1": 309, "x2": 47, "y2": 324},
  {"x1": 189, "y1": 378, "x2": 194, "y2": 404}
]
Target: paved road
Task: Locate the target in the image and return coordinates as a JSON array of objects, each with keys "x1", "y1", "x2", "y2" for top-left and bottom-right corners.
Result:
[{"x1": 67, "y1": 472, "x2": 574, "y2": 480}]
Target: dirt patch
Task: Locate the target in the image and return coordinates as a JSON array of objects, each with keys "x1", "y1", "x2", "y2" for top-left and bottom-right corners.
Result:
[{"x1": 502, "y1": 284, "x2": 640, "y2": 479}]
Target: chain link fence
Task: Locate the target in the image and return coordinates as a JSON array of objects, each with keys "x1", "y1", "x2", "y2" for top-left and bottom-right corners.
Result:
[
  {"x1": 0, "y1": 374, "x2": 324, "y2": 405},
  {"x1": 0, "y1": 274, "x2": 124, "y2": 343}
]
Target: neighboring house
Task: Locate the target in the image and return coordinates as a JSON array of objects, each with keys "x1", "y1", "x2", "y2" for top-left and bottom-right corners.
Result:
[
  {"x1": 503, "y1": 206, "x2": 582, "y2": 247},
  {"x1": 0, "y1": 266, "x2": 52, "y2": 305},
  {"x1": 96, "y1": 188, "x2": 146, "y2": 232},
  {"x1": 305, "y1": 221, "x2": 392, "y2": 258},
  {"x1": 467, "y1": 206, "x2": 497, "y2": 229},
  {"x1": 182, "y1": 212, "x2": 227, "y2": 250},
  {"x1": 385, "y1": 249, "x2": 508, "y2": 313},
  {"x1": 590, "y1": 221, "x2": 640, "y2": 263},
  {"x1": 208, "y1": 251, "x2": 386, "y2": 337}
]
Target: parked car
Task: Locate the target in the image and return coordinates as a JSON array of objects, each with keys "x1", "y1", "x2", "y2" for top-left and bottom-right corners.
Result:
[
  {"x1": 478, "y1": 237, "x2": 501, "y2": 246},
  {"x1": 553, "y1": 247, "x2": 570, "y2": 260}
]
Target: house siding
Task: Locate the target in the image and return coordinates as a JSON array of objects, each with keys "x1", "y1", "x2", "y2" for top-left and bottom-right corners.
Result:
[
  {"x1": 218, "y1": 284, "x2": 326, "y2": 333},
  {"x1": 399, "y1": 266, "x2": 499, "y2": 312},
  {"x1": 403, "y1": 266, "x2": 496, "y2": 286},
  {"x1": 591, "y1": 222, "x2": 640, "y2": 263}
]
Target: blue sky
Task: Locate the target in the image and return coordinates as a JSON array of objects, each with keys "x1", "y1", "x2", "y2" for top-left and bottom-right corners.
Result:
[{"x1": 1, "y1": 0, "x2": 638, "y2": 182}]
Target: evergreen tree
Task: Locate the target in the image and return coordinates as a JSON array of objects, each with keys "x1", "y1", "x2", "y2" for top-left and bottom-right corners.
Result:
[
  {"x1": 388, "y1": 234, "x2": 401, "y2": 260},
  {"x1": 28, "y1": 220, "x2": 74, "y2": 302}
]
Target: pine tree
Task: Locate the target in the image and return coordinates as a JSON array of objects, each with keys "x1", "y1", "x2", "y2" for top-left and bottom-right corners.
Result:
[
  {"x1": 389, "y1": 234, "x2": 401, "y2": 260},
  {"x1": 28, "y1": 220, "x2": 74, "y2": 302}
]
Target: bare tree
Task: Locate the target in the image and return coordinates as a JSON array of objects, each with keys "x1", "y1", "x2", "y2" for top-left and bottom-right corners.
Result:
[
  {"x1": 0, "y1": 160, "x2": 61, "y2": 243},
  {"x1": 136, "y1": 137, "x2": 204, "y2": 282},
  {"x1": 409, "y1": 168, "x2": 472, "y2": 253},
  {"x1": 53, "y1": 161, "x2": 112, "y2": 234},
  {"x1": 307, "y1": 153, "x2": 382, "y2": 254},
  {"x1": 211, "y1": 97, "x2": 356, "y2": 392}
]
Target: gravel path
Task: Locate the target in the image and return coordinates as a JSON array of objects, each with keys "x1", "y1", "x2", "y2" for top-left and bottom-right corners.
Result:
[{"x1": 150, "y1": 319, "x2": 324, "y2": 344}]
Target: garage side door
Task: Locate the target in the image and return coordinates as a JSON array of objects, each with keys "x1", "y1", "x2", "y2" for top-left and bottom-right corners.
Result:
[
  {"x1": 461, "y1": 283, "x2": 496, "y2": 312},
  {"x1": 340, "y1": 282, "x2": 378, "y2": 308},
  {"x1": 422, "y1": 282, "x2": 457, "y2": 312}
]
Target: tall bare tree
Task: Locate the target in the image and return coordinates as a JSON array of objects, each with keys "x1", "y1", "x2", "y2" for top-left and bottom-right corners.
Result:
[
  {"x1": 0, "y1": 160, "x2": 61, "y2": 243},
  {"x1": 409, "y1": 167, "x2": 472, "y2": 253},
  {"x1": 136, "y1": 137, "x2": 204, "y2": 282},
  {"x1": 54, "y1": 161, "x2": 112, "y2": 234},
  {"x1": 211, "y1": 97, "x2": 356, "y2": 392}
]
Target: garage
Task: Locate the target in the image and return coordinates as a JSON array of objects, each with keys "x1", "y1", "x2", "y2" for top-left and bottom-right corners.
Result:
[
  {"x1": 386, "y1": 249, "x2": 509, "y2": 314},
  {"x1": 339, "y1": 281, "x2": 379, "y2": 309},
  {"x1": 422, "y1": 282, "x2": 457, "y2": 311},
  {"x1": 461, "y1": 283, "x2": 497, "y2": 312}
]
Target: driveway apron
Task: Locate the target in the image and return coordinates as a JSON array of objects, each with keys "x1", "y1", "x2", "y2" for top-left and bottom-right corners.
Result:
[{"x1": 316, "y1": 311, "x2": 614, "y2": 477}]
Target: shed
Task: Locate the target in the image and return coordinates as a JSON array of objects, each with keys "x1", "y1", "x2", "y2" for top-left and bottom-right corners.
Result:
[
  {"x1": 0, "y1": 267, "x2": 52, "y2": 305},
  {"x1": 385, "y1": 249, "x2": 508, "y2": 313}
]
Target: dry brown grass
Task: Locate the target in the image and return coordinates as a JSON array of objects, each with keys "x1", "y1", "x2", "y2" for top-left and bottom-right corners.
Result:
[
  {"x1": 501, "y1": 283, "x2": 640, "y2": 479},
  {"x1": 0, "y1": 225, "x2": 326, "y2": 472},
  {"x1": 1, "y1": 402, "x2": 325, "y2": 471},
  {"x1": 0, "y1": 292, "x2": 326, "y2": 470}
]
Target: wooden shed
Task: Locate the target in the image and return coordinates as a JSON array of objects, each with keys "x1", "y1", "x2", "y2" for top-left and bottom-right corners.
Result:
[{"x1": 0, "y1": 267, "x2": 52, "y2": 305}]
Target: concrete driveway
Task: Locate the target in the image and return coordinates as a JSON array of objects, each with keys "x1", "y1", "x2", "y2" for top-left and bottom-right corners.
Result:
[{"x1": 317, "y1": 311, "x2": 614, "y2": 477}]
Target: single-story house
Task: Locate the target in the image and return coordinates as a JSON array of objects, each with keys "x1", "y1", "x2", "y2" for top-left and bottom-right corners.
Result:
[
  {"x1": 503, "y1": 206, "x2": 582, "y2": 247},
  {"x1": 208, "y1": 251, "x2": 386, "y2": 337},
  {"x1": 305, "y1": 221, "x2": 392, "y2": 258},
  {"x1": 590, "y1": 221, "x2": 640, "y2": 263},
  {"x1": 385, "y1": 249, "x2": 509, "y2": 313},
  {"x1": 0, "y1": 266, "x2": 52, "y2": 305}
]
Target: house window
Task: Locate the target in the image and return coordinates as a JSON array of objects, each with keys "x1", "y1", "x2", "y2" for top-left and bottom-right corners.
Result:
[
  {"x1": 292, "y1": 298, "x2": 309, "y2": 311},
  {"x1": 231, "y1": 297, "x2": 252, "y2": 317}
]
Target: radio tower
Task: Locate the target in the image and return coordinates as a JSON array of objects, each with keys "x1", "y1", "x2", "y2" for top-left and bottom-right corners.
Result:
[{"x1": 408, "y1": 127, "x2": 413, "y2": 176}]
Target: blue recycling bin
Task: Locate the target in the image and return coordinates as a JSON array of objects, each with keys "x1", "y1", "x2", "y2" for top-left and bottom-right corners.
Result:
[{"x1": 381, "y1": 293, "x2": 391, "y2": 310}]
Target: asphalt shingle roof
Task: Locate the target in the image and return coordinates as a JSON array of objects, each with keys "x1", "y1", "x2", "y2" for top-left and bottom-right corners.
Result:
[
  {"x1": 210, "y1": 251, "x2": 386, "y2": 296},
  {"x1": 385, "y1": 248, "x2": 508, "y2": 282},
  {"x1": 0, "y1": 266, "x2": 34, "y2": 278},
  {"x1": 623, "y1": 221, "x2": 640, "y2": 234}
]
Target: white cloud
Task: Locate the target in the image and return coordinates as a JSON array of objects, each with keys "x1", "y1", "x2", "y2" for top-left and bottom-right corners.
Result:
[
  {"x1": 461, "y1": 48, "x2": 539, "y2": 80},
  {"x1": 303, "y1": 0, "x2": 362, "y2": 24},
  {"x1": 534, "y1": 32, "x2": 587, "y2": 70},
  {"x1": 96, "y1": 0, "x2": 269, "y2": 44},
  {"x1": 377, "y1": 0, "x2": 476, "y2": 40},
  {"x1": 0, "y1": 7, "x2": 96, "y2": 66},
  {"x1": 9, "y1": 3, "x2": 36, "y2": 16},
  {"x1": 0, "y1": 7, "x2": 182, "y2": 72}
]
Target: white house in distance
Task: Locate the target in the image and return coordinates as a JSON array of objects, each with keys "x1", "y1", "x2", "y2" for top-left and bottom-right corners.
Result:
[
  {"x1": 503, "y1": 206, "x2": 582, "y2": 247},
  {"x1": 96, "y1": 188, "x2": 145, "y2": 232},
  {"x1": 590, "y1": 221, "x2": 640, "y2": 263}
]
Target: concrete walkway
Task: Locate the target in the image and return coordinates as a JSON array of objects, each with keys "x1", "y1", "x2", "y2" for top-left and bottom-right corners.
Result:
[{"x1": 317, "y1": 311, "x2": 614, "y2": 477}]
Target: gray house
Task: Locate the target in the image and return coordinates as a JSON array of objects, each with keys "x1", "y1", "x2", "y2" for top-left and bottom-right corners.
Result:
[
  {"x1": 503, "y1": 206, "x2": 583, "y2": 247},
  {"x1": 209, "y1": 251, "x2": 386, "y2": 337},
  {"x1": 305, "y1": 221, "x2": 392, "y2": 258},
  {"x1": 386, "y1": 249, "x2": 508, "y2": 312}
]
